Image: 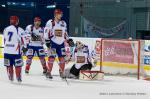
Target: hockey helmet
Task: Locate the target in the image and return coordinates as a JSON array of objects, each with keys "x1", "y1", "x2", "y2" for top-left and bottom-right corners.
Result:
[
  {"x1": 34, "y1": 17, "x2": 41, "y2": 22},
  {"x1": 54, "y1": 9, "x2": 63, "y2": 15}
]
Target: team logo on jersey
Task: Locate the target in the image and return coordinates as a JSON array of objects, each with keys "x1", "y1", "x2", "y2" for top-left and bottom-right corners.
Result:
[
  {"x1": 55, "y1": 29, "x2": 63, "y2": 37},
  {"x1": 6, "y1": 44, "x2": 15, "y2": 47}
]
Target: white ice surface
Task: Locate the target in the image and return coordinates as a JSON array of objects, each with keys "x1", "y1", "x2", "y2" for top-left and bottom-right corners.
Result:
[{"x1": 0, "y1": 59, "x2": 150, "y2": 99}]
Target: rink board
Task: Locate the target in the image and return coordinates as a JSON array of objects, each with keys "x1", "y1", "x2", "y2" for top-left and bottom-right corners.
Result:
[{"x1": 0, "y1": 35, "x2": 150, "y2": 74}]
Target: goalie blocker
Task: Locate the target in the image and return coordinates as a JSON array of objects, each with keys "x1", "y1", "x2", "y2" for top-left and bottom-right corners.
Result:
[{"x1": 79, "y1": 70, "x2": 104, "y2": 80}]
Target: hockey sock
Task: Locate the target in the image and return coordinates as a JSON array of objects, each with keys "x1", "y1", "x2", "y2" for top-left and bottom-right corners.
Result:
[
  {"x1": 15, "y1": 66, "x2": 22, "y2": 81},
  {"x1": 47, "y1": 57, "x2": 55, "y2": 73},
  {"x1": 58, "y1": 57, "x2": 65, "y2": 73},
  {"x1": 6, "y1": 66, "x2": 14, "y2": 81},
  {"x1": 25, "y1": 56, "x2": 33, "y2": 71},
  {"x1": 39, "y1": 57, "x2": 47, "y2": 70}
]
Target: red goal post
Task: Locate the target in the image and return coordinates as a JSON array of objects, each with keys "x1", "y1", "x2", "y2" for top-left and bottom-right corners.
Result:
[{"x1": 100, "y1": 39, "x2": 141, "y2": 80}]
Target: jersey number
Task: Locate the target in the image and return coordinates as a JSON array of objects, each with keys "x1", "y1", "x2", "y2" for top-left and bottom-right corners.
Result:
[{"x1": 8, "y1": 32, "x2": 13, "y2": 41}]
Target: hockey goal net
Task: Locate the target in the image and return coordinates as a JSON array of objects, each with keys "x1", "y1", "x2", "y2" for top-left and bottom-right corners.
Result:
[{"x1": 100, "y1": 39, "x2": 142, "y2": 80}]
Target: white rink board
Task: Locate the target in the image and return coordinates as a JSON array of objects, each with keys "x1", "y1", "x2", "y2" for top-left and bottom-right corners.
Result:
[{"x1": 1, "y1": 35, "x2": 150, "y2": 76}]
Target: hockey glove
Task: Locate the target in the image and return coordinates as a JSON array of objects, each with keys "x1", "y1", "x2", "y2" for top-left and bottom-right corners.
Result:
[
  {"x1": 67, "y1": 39, "x2": 75, "y2": 47},
  {"x1": 45, "y1": 40, "x2": 51, "y2": 48},
  {"x1": 22, "y1": 46, "x2": 28, "y2": 54}
]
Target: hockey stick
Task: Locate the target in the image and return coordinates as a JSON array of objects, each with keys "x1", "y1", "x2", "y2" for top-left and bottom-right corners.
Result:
[{"x1": 56, "y1": 59, "x2": 70, "y2": 85}]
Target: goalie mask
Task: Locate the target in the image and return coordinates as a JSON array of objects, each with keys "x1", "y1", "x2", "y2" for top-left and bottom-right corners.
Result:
[{"x1": 76, "y1": 41, "x2": 84, "y2": 49}]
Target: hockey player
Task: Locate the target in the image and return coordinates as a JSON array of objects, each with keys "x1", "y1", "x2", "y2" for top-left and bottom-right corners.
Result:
[
  {"x1": 3, "y1": 16, "x2": 27, "y2": 82},
  {"x1": 67, "y1": 41, "x2": 93, "y2": 79},
  {"x1": 44, "y1": 9, "x2": 69, "y2": 79},
  {"x1": 25, "y1": 17, "x2": 47, "y2": 75}
]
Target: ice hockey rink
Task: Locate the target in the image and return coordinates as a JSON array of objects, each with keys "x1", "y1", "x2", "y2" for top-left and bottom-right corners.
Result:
[{"x1": 0, "y1": 59, "x2": 150, "y2": 99}]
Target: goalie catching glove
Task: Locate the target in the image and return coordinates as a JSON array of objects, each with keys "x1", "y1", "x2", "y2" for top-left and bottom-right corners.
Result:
[{"x1": 67, "y1": 38, "x2": 75, "y2": 47}]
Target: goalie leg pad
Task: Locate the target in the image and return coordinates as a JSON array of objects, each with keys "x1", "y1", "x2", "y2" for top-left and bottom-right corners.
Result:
[
  {"x1": 80, "y1": 62, "x2": 93, "y2": 70},
  {"x1": 70, "y1": 64, "x2": 80, "y2": 77}
]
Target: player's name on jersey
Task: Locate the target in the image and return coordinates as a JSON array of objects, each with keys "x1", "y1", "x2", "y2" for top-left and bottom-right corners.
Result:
[{"x1": 6, "y1": 44, "x2": 15, "y2": 47}]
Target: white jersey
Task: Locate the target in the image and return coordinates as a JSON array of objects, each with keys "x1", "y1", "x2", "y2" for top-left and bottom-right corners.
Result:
[
  {"x1": 73, "y1": 46, "x2": 91, "y2": 69},
  {"x1": 25, "y1": 25, "x2": 44, "y2": 47},
  {"x1": 91, "y1": 49, "x2": 101, "y2": 61},
  {"x1": 3, "y1": 25, "x2": 26, "y2": 55},
  {"x1": 44, "y1": 19, "x2": 69, "y2": 45}
]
